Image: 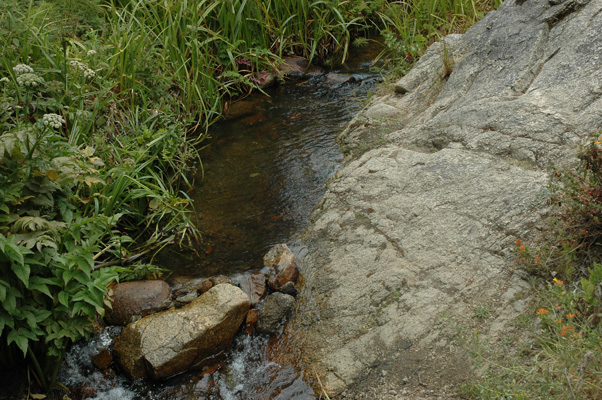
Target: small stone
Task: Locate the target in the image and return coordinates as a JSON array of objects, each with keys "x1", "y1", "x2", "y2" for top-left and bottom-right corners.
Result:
[
  {"x1": 245, "y1": 309, "x2": 259, "y2": 335},
  {"x1": 264, "y1": 244, "x2": 300, "y2": 290},
  {"x1": 175, "y1": 291, "x2": 198, "y2": 304},
  {"x1": 199, "y1": 275, "x2": 235, "y2": 294},
  {"x1": 91, "y1": 348, "x2": 112, "y2": 370},
  {"x1": 257, "y1": 292, "x2": 296, "y2": 334},
  {"x1": 239, "y1": 273, "x2": 268, "y2": 306},
  {"x1": 278, "y1": 281, "x2": 298, "y2": 297},
  {"x1": 199, "y1": 279, "x2": 213, "y2": 294}
]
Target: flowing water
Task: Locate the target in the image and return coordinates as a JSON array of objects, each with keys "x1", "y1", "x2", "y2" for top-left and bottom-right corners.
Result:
[{"x1": 59, "y1": 44, "x2": 383, "y2": 400}]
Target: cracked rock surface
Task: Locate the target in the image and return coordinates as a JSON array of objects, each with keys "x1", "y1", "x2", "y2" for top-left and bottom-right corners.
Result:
[{"x1": 289, "y1": 0, "x2": 602, "y2": 397}]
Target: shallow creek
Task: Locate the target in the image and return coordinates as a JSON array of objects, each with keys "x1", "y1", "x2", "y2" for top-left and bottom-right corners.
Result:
[{"x1": 59, "y1": 45, "x2": 382, "y2": 400}]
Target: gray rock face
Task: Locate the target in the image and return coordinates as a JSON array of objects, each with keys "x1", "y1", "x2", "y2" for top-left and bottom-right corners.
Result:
[
  {"x1": 293, "y1": 0, "x2": 602, "y2": 396},
  {"x1": 257, "y1": 292, "x2": 296, "y2": 334},
  {"x1": 112, "y1": 284, "x2": 250, "y2": 380}
]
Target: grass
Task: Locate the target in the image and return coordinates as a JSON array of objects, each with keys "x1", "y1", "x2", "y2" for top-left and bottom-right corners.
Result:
[{"x1": 462, "y1": 140, "x2": 602, "y2": 399}]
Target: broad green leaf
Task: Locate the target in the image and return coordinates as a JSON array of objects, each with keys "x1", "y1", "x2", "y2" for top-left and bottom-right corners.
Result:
[
  {"x1": 7, "y1": 329, "x2": 29, "y2": 357},
  {"x1": 4, "y1": 241, "x2": 25, "y2": 265},
  {"x1": 58, "y1": 291, "x2": 69, "y2": 308},
  {"x1": 3, "y1": 290, "x2": 16, "y2": 314},
  {"x1": 11, "y1": 262, "x2": 30, "y2": 287}
]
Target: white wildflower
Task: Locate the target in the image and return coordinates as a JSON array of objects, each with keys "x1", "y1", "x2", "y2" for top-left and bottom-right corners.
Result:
[
  {"x1": 70, "y1": 60, "x2": 95, "y2": 79},
  {"x1": 0, "y1": 77, "x2": 9, "y2": 83},
  {"x1": 87, "y1": 50, "x2": 97, "y2": 56},
  {"x1": 69, "y1": 60, "x2": 87, "y2": 71},
  {"x1": 16, "y1": 73, "x2": 45, "y2": 88},
  {"x1": 83, "y1": 68, "x2": 96, "y2": 79},
  {"x1": 13, "y1": 64, "x2": 34, "y2": 76},
  {"x1": 42, "y1": 113, "x2": 65, "y2": 129}
]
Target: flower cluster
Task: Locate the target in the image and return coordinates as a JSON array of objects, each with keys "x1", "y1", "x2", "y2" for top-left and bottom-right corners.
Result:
[
  {"x1": 0, "y1": 77, "x2": 9, "y2": 83},
  {"x1": 86, "y1": 50, "x2": 97, "y2": 57},
  {"x1": 42, "y1": 113, "x2": 65, "y2": 129},
  {"x1": 69, "y1": 61, "x2": 96, "y2": 79},
  {"x1": 13, "y1": 64, "x2": 34, "y2": 76},
  {"x1": 17, "y1": 73, "x2": 45, "y2": 88}
]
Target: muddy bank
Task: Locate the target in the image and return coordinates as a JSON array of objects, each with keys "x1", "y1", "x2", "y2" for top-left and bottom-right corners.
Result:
[{"x1": 291, "y1": 0, "x2": 602, "y2": 398}]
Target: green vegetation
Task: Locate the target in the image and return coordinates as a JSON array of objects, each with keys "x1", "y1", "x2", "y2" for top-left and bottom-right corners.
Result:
[
  {"x1": 0, "y1": 0, "x2": 502, "y2": 396},
  {"x1": 464, "y1": 141, "x2": 602, "y2": 399},
  {"x1": 374, "y1": 0, "x2": 503, "y2": 76}
]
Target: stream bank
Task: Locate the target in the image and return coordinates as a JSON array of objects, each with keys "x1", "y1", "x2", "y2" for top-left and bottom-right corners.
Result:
[
  {"x1": 55, "y1": 45, "x2": 384, "y2": 400},
  {"x1": 288, "y1": 0, "x2": 602, "y2": 398}
]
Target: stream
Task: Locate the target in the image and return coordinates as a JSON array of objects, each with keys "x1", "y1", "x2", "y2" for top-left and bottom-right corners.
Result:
[{"x1": 59, "y1": 44, "x2": 383, "y2": 400}]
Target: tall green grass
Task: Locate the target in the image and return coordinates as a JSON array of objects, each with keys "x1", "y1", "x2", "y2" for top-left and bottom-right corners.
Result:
[{"x1": 374, "y1": 0, "x2": 503, "y2": 73}]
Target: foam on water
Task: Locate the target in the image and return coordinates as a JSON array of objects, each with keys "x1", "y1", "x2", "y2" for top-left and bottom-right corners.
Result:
[{"x1": 59, "y1": 327, "x2": 137, "y2": 400}]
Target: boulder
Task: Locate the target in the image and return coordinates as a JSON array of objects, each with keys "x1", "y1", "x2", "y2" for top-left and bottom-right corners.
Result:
[
  {"x1": 264, "y1": 244, "x2": 300, "y2": 290},
  {"x1": 112, "y1": 284, "x2": 250, "y2": 380},
  {"x1": 239, "y1": 273, "x2": 268, "y2": 306},
  {"x1": 257, "y1": 292, "x2": 296, "y2": 334},
  {"x1": 293, "y1": 0, "x2": 602, "y2": 395},
  {"x1": 105, "y1": 280, "x2": 172, "y2": 326}
]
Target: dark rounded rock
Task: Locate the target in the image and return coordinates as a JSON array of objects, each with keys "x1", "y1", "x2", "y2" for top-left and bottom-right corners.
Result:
[
  {"x1": 105, "y1": 280, "x2": 172, "y2": 326},
  {"x1": 257, "y1": 292, "x2": 296, "y2": 334},
  {"x1": 91, "y1": 348, "x2": 113, "y2": 370},
  {"x1": 278, "y1": 281, "x2": 298, "y2": 297}
]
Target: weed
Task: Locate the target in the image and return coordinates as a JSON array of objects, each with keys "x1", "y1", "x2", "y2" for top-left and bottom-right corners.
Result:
[
  {"x1": 474, "y1": 305, "x2": 492, "y2": 320},
  {"x1": 464, "y1": 139, "x2": 602, "y2": 399}
]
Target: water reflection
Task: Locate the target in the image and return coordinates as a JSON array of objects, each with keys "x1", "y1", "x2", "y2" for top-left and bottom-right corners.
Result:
[{"x1": 164, "y1": 61, "x2": 381, "y2": 279}]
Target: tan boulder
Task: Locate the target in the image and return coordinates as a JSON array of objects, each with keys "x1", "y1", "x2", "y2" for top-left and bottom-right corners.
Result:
[{"x1": 112, "y1": 284, "x2": 250, "y2": 380}]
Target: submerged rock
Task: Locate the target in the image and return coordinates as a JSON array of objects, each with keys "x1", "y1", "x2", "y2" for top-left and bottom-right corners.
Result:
[
  {"x1": 105, "y1": 280, "x2": 172, "y2": 326},
  {"x1": 239, "y1": 273, "x2": 268, "y2": 306},
  {"x1": 245, "y1": 309, "x2": 259, "y2": 335},
  {"x1": 264, "y1": 243, "x2": 300, "y2": 290},
  {"x1": 257, "y1": 292, "x2": 296, "y2": 334},
  {"x1": 112, "y1": 284, "x2": 250, "y2": 380}
]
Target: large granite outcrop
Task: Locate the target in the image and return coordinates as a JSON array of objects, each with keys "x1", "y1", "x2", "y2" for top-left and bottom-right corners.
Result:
[{"x1": 292, "y1": 0, "x2": 602, "y2": 397}]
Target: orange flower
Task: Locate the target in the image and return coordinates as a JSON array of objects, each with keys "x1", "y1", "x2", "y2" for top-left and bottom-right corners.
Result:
[
  {"x1": 534, "y1": 257, "x2": 541, "y2": 263},
  {"x1": 518, "y1": 245, "x2": 526, "y2": 252},
  {"x1": 560, "y1": 325, "x2": 574, "y2": 336},
  {"x1": 516, "y1": 238, "x2": 522, "y2": 245},
  {"x1": 536, "y1": 308, "x2": 549, "y2": 315},
  {"x1": 566, "y1": 313, "x2": 576, "y2": 319}
]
